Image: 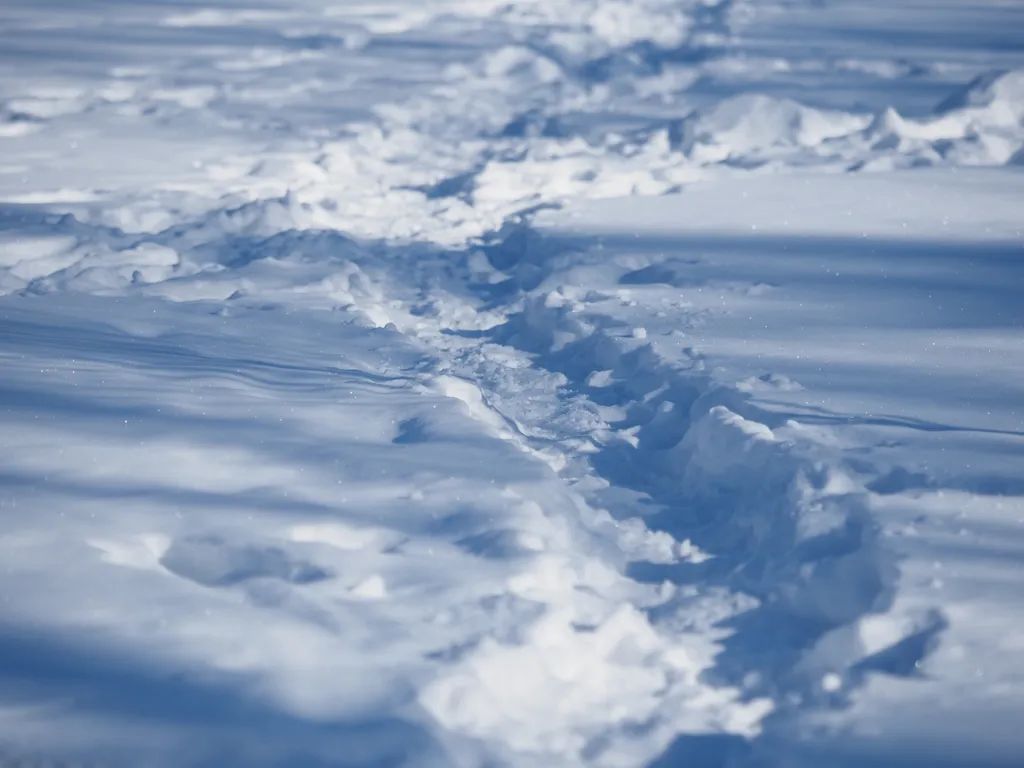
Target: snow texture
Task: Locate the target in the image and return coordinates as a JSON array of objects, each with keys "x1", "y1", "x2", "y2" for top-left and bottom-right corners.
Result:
[{"x1": 0, "y1": 0, "x2": 1023, "y2": 766}]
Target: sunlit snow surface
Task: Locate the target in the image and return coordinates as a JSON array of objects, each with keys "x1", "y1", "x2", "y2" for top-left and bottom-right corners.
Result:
[{"x1": 0, "y1": 1, "x2": 1022, "y2": 766}]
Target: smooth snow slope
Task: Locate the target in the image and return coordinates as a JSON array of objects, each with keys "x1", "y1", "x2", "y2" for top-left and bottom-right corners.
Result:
[{"x1": 0, "y1": 0, "x2": 1023, "y2": 766}]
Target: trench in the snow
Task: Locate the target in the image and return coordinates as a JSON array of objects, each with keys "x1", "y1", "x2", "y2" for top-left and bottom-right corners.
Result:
[{"x1": 364, "y1": 221, "x2": 918, "y2": 752}]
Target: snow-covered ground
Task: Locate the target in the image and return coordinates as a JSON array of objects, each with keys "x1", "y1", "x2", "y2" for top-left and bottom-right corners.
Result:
[{"x1": 1, "y1": 1, "x2": 1022, "y2": 766}]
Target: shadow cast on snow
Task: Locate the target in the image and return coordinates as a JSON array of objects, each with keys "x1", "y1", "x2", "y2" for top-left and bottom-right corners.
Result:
[{"x1": 0, "y1": 627, "x2": 438, "y2": 768}]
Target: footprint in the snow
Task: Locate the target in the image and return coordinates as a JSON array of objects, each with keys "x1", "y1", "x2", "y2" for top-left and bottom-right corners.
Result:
[
  {"x1": 160, "y1": 534, "x2": 332, "y2": 588},
  {"x1": 393, "y1": 416, "x2": 433, "y2": 444},
  {"x1": 618, "y1": 262, "x2": 705, "y2": 288},
  {"x1": 455, "y1": 529, "x2": 545, "y2": 560},
  {"x1": 737, "y1": 372, "x2": 805, "y2": 393}
]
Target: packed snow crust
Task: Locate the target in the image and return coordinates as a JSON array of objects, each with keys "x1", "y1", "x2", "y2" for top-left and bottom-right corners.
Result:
[{"x1": 0, "y1": 0, "x2": 1023, "y2": 766}]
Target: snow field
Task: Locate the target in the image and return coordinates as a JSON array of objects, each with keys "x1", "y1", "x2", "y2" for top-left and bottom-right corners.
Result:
[{"x1": 0, "y1": 0, "x2": 1023, "y2": 766}]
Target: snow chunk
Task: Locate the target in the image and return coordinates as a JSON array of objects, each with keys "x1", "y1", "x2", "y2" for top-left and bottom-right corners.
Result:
[{"x1": 421, "y1": 603, "x2": 768, "y2": 758}]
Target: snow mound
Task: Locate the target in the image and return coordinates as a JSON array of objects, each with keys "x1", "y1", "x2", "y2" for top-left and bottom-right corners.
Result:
[
  {"x1": 679, "y1": 94, "x2": 871, "y2": 163},
  {"x1": 855, "y1": 69, "x2": 1024, "y2": 168},
  {"x1": 935, "y1": 69, "x2": 1024, "y2": 121}
]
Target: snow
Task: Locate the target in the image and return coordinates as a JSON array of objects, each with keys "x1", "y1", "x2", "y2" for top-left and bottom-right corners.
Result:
[{"x1": 1, "y1": 0, "x2": 1023, "y2": 766}]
